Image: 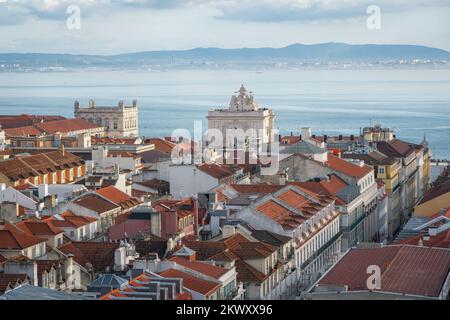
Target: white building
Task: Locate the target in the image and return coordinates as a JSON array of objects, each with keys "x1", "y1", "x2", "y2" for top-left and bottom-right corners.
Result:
[
  {"x1": 74, "y1": 99, "x2": 139, "y2": 137},
  {"x1": 207, "y1": 85, "x2": 275, "y2": 150}
]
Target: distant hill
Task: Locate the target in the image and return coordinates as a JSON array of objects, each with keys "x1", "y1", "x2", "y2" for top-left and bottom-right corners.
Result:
[{"x1": 1, "y1": 43, "x2": 449, "y2": 69}]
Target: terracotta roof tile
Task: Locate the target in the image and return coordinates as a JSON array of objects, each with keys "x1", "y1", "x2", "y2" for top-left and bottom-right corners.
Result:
[
  {"x1": 325, "y1": 154, "x2": 373, "y2": 179},
  {"x1": 0, "y1": 220, "x2": 47, "y2": 250},
  {"x1": 318, "y1": 245, "x2": 450, "y2": 297},
  {"x1": 59, "y1": 241, "x2": 119, "y2": 271},
  {"x1": 170, "y1": 256, "x2": 228, "y2": 279},
  {"x1": 15, "y1": 218, "x2": 63, "y2": 237},
  {"x1": 158, "y1": 268, "x2": 220, "y2": 296},
  {"x1": 72, "y1": 194, "x2": 120, "y2": 214},
  {"x1": 96, "y1": 186, "x2": 142, "y2": 210},
  {"x1": 44, "y1": 211, "x2": 97, "y2": 229}
]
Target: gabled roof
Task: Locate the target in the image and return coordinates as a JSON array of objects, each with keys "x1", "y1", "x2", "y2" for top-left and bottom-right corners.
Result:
[
  {"x1": 317, "y1": 245, "x2": 450, "y2": 298},
  {"x1": 0, "y1": 220, "x2": 46, "y2": 250},
  {"x1": 325, "y1": 154, "x2": 373, "y2": 179},
  {"x1": 144, "y1": 138, "x2": 176, "y2": 155},
  {"x1": 197, "y1": 163, "x2": 236, "y2": 180},
  {"x1": 235, "y1": 259, "x2": 268, "y2": 283},
  {"x1": 36, "y1": 260, "x2": 62, "y2": 275},
  {"x1": 158, "y1": 268, "x2": 220, "y2": 296},
  {"x1": 292, "y1": 174, "x2": 350, "y2": 205},
  {"x1": 59, "y1": 241, "x2": 119, "y2": 271},
  {"x1": 0, "y1": 150, "x2": 84, "y2": 183},
  {"x1": 72, "y1": 194, "x2": 120, "y2": 214},
  {"x1": 44, "y1": 211, "x2": 97, "y2": 229},
  {"x1": 96, "y1": 186, "x2": 142, "y2": 210},
  {"x1": 376, "y1": 139, "x2": 416, "y2": 158},
  {"x1": 15, "y1": 218, "x2": 63, "y2": 237},
  {"x1": 170, "y1": 256, "x2": 229, "y2": 279}
]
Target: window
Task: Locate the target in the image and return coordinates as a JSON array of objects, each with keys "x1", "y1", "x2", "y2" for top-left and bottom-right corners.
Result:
[
  {"x1": 379, "y1": 167, "x2": 385, "y2": 174},
  {"x1": 114, "y1": 121, "x2": 118, "y2": 129}
]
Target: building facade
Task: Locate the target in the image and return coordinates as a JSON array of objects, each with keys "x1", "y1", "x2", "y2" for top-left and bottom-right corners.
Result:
[
  {"x1": 207, "y1": 85, "x2": 275, "y2": 150},
  {"x1": 74, "y1": 100, "x2": 138, "y2": 138}
]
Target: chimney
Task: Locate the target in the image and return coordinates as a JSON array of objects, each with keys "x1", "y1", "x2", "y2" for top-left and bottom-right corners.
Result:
[
  {"x1": 74, "y1": 100, "x2": 80, "y2": 111},
  {"x1": 44, "y1": 194, "x2": 57, "y2": 209},
  {"x1": 59, "y1": 143, "x2": 65, "y2": 156},
  {"x1": 114, "y1": 246, "x2": 127, "y2": 271},
  {"x1": 89, "y1": 99, "x2": 95, "y2": 109},
  {"x1": 65, "y1": 254, "x2": 75, "y2": 288},
  {"x1": 279, "y1": 172, "x2": 287, "y2": 185},
  {"x1": 222, "y1": 224, "x2": 236, "y2": 239}
]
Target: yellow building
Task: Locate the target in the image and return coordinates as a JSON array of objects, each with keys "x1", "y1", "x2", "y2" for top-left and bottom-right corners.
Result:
[{"x1": 414, "y1": 180, "x2": 450, "y2": 217}]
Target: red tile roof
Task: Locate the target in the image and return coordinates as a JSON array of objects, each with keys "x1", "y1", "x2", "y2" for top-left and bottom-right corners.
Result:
[
  {"x1": 15, "y1": 218, "x2": 63, "y2": 237},
  {"x1": 158, "y1": 268, "x2": 220, "y2": 296},
  {"x1": 197, "y1": 163, "x2": 236, "y2": 179},
  {"x1": 96, "y1": 186, "x2": 142, "y2": 210},
  {"x1": 4, "y1": 118, "x2": 102, "y2": 137},
  {"x1": 235, "y1": 259, "x2": 268, "y2": 283},
  {"x1": 318, "y1": 245, "x2": 450, "y2": 298},
  {"x1": 144, "y1": 138, "x2": 176, "y2": 155},
  {"x1": 0, "y1": 114, "x2": 65, "y2": 129},
  {"x1": 325, "y1": 154, "x2": 373, "y2": 179},
  {"x1": 59, "y1": 241, "x2": 119, "y2": 271},
  {"x1": 170, "y1": 256, "x2": 229, "y2": 279},
  {"x1": 4, "y1": 126, "x2": 42, "y2": 137},
  {"x1": 291, "y1": 174, "x2": 349, "y2": 204},
  {"x1": 0, "y1": 150, "x2": 84, "y2": 183},
  {"x1": 0, "y1": 220, "x2": 46, "y2": 250},
  {"x1": 72, "y1": 194, "x2": 120, "y2": 214},
  {"x1": 256, "y1": 200, "x2": 306, "y2": 230},
  {"x1": 44, "y1": 211, "x2": 97, "y2": 229}
]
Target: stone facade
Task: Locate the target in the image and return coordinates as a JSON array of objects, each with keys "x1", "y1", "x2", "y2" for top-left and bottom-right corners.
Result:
[
  {"x1": 207, "y1": 85, "x2": 275, "y2": 150},
  {"x1": 74, "y1": 100, "x2": 138, "y2": 138}
]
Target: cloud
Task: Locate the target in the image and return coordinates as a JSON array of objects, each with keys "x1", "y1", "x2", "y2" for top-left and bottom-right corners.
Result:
[
  {"x1": 1, "y1": 0, "x2": 450, "y2": 25},
  {"x1": 209, "y1": 0, "x2": 450, "y2": 23}
]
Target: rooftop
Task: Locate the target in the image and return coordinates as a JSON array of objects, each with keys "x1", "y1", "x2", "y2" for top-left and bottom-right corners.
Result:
[
  {"x1": 0, "y1": 220, "x2": 46, "y2": 250},
  {"x1": 317, "y1": 245, "x2": 450, "y2": 298},
  {"x1": 325, "y1": 154, "x2": 373, "y2": 179},
  {"x1": 158, "y1": 268, "x2": 220, "y2": 296},
  {"x1": 72, "y1": 194, "x2": 120, "y2": 214}
]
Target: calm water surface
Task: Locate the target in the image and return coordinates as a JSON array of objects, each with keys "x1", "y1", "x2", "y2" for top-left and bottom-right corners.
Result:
[{"x1": 0, "y1": 69, "x2": 449, "y2": 158}]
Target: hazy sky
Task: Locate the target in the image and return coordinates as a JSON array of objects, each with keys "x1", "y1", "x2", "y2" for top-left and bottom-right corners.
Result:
[{"x1": 0, "y1": 0, "x2": 449, "y2": 54}]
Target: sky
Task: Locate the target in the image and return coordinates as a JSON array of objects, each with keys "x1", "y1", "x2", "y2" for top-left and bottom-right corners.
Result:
[{"x1": 0, "y1": 0, "x2": 449, "y2": 54}]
